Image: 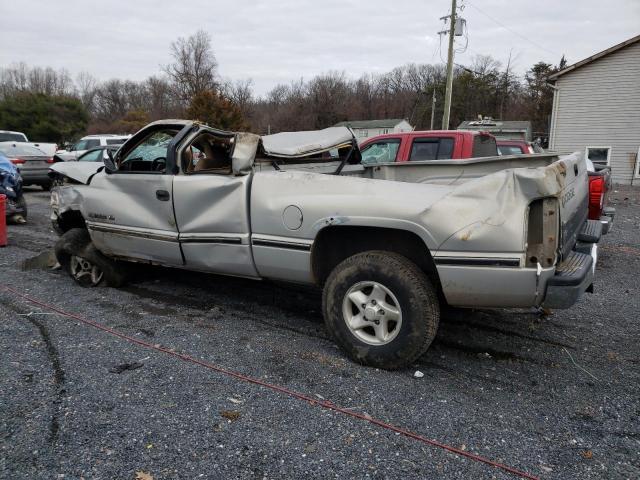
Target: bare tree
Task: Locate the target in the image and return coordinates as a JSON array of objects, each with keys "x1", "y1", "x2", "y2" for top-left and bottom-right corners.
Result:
[
  {"x1": 145, "y1": 76, "x2": 183, "y2": 119},
  {"x1": 76, "y1": 72, "x2": 98, "y2": 113},
  {"x1": 163, "y1": 30, "x2": 218, "y2": 102},
  {"x1": 220, "y1": 78, "x2": 254, "y2": 115},
  {"x1": 0, "y1": 63, "x2": 74, "y2": 99}
]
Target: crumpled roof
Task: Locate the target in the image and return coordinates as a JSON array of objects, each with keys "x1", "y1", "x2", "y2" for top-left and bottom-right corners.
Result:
[{"x1": 261, "y1": 127, "x2": 354, "y2": 158}]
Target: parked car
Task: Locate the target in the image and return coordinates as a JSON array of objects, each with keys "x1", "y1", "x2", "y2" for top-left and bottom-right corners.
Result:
[
  {"x1": 76, "y1": 145, "x2": 121, "y2": 162},
  {"x1": 359, "y1": 130, "x2": 498, "y2": 164},
  {"x1": 496, "y1": 139, "x2": 544, "y2": 155},
  {"x1": 50, "y1": 120, "x2": 600, "y2": 369},
  {"x1": 0, "y1": 129, "x2": 58, "y2": 156},
  {"x1": 0, "y1": 130, "x2": 27, "y2": 142},
  {"x1": 55, "y1": 134, "x2": 130, "y2": 161},
  {"x1": 0, "y1": 142, "x2": 55, "y2": 190}
]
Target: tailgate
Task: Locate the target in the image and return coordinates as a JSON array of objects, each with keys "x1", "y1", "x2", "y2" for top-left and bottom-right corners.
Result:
[{"x1": 555, "y1": 154, "x2": 589, "y2": 260}]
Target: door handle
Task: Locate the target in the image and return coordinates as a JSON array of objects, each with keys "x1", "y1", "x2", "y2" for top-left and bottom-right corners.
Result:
[{"x1": 156, "y1": 189, "x2": 170, "y2": 201}]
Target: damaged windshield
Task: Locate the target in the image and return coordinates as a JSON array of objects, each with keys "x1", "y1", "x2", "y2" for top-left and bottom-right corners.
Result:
[
  {"x1": 119, "y1": 129, "x2": 178, "y2": 172},
  {"x1": 361, "y1": 139, "x2": 401, "y2": 164}
]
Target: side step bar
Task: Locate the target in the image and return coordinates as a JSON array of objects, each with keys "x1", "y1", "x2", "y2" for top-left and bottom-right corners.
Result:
[
  {"x1": 543, "y1": 248, "x2": 595, "y2": 309},
  {"x1": 577, "y1": 219, "x2": 602, "y2": 244}
]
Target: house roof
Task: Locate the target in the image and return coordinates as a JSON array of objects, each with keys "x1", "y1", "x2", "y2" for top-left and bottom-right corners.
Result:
[
  {"x1": 548, "y1": 34, "x2": 640, "y2": 81},
  {"x1": 457, "y1": 120, "x2": 531, "y2": 132},
  {"x1": 334, "y1": 119, "x2": 408, "y2": 129}
]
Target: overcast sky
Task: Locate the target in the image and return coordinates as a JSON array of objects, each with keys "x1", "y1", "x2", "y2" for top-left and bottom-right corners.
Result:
[{"x1": 1, "y1": 0, "x2": 638, "y2": 96}]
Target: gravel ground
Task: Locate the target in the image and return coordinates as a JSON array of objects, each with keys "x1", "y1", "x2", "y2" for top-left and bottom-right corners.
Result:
[{"x1": 0, "y1": 185, "x2": 638, "y2": 480}]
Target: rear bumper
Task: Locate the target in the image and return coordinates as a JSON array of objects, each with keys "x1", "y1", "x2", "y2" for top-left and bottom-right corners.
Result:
[
  {"x1": 542, "y1": 245, "x2": 596, "y2": 309},
  {"x1": 20, "y1": 170, "x2": 51, "y2": 185},
  {"x1": 437, "y1": 219, "x2": 602, "y2": 310}
]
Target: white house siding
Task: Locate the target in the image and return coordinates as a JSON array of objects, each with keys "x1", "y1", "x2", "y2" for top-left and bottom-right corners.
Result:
[
  {"x1": 550, "y1": 41, "x2": 640, "y2": 184},
  {"x1": 353, "y1": 120, "x2": 414, "y2": 143},
  {"x1": 393, "y1": 120, "x2": 414, "y2": 133}
]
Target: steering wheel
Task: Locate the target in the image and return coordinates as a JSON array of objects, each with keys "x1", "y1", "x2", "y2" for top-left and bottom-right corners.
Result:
[{"x1": 151, "y1": 157, "x2": 167, "y2": 172}]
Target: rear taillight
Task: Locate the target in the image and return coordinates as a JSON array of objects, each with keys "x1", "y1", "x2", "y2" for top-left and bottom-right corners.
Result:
[
  {"x1": 10, "y1": 158, "x2": 25, "y2": 165},
  {"x1": 588, "y1": 176, "x2": 605, "y2": 219},
  {"x1": 46, "y1": 157, "x2": 55, "y2": 164}
]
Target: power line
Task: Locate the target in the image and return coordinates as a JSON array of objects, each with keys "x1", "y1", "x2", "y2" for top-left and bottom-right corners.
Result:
[{"x1": 465, "y1": 1, "x2": 557, "y2": 56}]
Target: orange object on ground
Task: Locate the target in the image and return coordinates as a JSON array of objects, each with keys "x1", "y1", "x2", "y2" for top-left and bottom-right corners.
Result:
[{"x1": 0, "y1": 194, "x2": 6, "y2": 247}]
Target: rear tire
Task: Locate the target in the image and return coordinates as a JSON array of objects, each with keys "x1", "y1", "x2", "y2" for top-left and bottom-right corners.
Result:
[
  {"x1": 54, "y1": 228, "x2": 126, "y2": 287},
  {"x1": 322, "y1": 250, "x2": 440, "y2": 369}
]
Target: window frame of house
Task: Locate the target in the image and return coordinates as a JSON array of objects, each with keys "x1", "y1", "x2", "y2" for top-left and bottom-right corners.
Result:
[
  {"x1": 635, "y1": 146, "x2": 640, "y2": 179},
  {"x1": 585, "y1": 146, "x2": 612, "y2": 167}
]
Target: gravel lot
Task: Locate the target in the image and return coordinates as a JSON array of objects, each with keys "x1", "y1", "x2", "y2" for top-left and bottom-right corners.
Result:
[{"x1": 0, "y1": 185, "x2": 638, "y2": 480}]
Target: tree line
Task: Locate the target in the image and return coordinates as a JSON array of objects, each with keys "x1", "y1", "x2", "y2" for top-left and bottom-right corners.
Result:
[{"x1": 0, "y1": 30, "x2": 564, "y2": 144}]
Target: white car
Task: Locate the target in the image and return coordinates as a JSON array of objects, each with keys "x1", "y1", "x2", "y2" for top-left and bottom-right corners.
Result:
[
  {"x1": 0, "y1": 130, "x2": 58, "y2": 156},
  {"x1": 55, "y1": 134, "x2": 130, "y2": 161}
]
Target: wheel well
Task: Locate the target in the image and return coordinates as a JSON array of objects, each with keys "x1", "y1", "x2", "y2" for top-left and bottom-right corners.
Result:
[
  {"x1": 311, "y1": 226, "x2": 441, "y2": 289},
  {"x1": 56, "y1": 210, "x2": 86, "y2": 233}
]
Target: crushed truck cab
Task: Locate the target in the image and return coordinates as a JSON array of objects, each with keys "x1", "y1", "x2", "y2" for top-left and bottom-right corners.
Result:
[{"x1": 49, "y1": 120, "x2": 601, "y2": 369}]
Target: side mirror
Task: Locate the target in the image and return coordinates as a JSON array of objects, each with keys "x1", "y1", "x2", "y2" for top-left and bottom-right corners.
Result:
[{"x1": 104, "y1": 150, "x2": 117, "y2": 173}]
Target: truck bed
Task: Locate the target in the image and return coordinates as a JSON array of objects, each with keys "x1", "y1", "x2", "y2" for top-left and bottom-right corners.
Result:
[
  {"x1": 257, "y1": 153, "x2": 564, "y2": 186},
  {"x1": 257, "y1": 151, "x2": 588, "y2": 266}
]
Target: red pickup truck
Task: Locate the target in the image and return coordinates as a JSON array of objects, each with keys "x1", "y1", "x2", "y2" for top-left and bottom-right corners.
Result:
[
  {"x1": 496, "y1": 139, "x2": 544, "y2": 155},
  {"x1": 360, "y1": 130, "x2": 498, "y2": 164}
]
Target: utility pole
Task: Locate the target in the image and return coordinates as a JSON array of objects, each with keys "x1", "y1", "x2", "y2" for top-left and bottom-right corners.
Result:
[
  {"x1": 441, "y1": 0, "x2": 457, "y2": 130},
  {"x1": 430, "y1": 90, "x2": 436, "y2": 130}
]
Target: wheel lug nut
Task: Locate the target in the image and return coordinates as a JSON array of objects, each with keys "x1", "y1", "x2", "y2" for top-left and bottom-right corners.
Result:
[
  {"x1": 374, "y1": 320, "x2": 380, "y2": 325},
  {"x1": 379, "y1": 310, "x2": 385, "y2": 315},
  {"x1": 361, "y1": 304, "x2": 366, "y2": 309},
  {"x1": 371, "y1": 300, "x2": 376, "y2": 305}
]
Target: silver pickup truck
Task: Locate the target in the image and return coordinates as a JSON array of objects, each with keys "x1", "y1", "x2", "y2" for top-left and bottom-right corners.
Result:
[{"x1": 49, "y1": 120, "x2": 601, "y2": 369}]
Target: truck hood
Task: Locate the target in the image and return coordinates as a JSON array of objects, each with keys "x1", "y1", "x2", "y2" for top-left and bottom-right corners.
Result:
[{"x1": 50, "y1": 162, "x2": 103, "y2": 184}]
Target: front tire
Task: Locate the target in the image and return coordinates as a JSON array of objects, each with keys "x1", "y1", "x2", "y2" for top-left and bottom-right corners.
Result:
[
  {"x1": 54, "y1": 228, "x2": 126, "y2": 287},
  {"x1": 322, "y1": 251, "x2": 440, "y2": 369}
]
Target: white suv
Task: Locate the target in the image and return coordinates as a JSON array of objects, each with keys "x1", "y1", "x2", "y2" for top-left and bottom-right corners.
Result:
[{"x1": 56, "y1": 134, "x2": 130, "y2": 161}]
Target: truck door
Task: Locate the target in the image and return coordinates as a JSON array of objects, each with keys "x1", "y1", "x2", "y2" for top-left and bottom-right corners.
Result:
[
  {"x1": 172, "y1": 134, "x2": 259, "y2": 278},
  {"x1": 83, "y1": 128, "x2": 183, "y2": 265}
]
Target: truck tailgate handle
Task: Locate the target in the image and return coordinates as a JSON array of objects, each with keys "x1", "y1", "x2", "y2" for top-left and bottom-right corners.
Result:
[{"x1": 156, "y1": 189, "x2": 170, "y2": 201}]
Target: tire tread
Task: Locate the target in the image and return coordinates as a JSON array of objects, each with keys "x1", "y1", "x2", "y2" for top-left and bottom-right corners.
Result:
[{"x1": 322, "y1": 250, "x2": 440, "y2": 369}]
